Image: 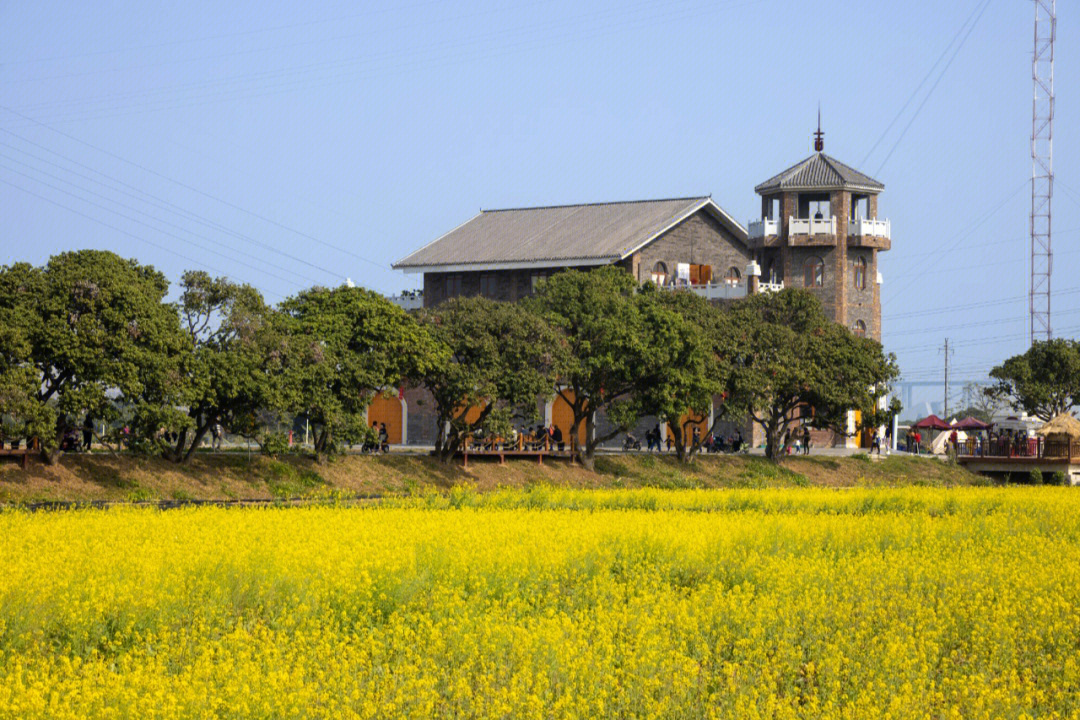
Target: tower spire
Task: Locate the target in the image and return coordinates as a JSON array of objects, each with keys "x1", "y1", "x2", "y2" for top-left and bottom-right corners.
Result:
[{"x1": 814, "y1": 106, "x2": 824, "y2": 152}]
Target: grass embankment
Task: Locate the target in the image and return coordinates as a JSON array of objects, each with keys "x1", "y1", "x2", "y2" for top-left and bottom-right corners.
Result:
[{"x1": 0, "y1": 450, "x2": 978, "y2": 504}]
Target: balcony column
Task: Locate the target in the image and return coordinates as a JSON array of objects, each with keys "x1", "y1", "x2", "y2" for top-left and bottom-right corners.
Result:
[
  {"x1": 831, "y1": 190, "x2": 850, "y2": 325},
  {"x1": 780, "y1": 192, "x2": 797, "y2": 286},
  {"x1": 868, "y1": 194, "x2": 878, "y2": 219}
]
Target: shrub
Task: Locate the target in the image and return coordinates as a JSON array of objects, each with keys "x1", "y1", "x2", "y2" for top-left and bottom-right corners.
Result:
[
  {"x1": 1050, "y1": 471, "x2": 1067, "y2": 487},
  {"x1": 1028, "y1": 469, "x2": 1044, "y2": 486}
]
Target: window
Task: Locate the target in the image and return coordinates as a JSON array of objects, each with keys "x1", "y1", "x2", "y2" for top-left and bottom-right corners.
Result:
[
  {"x1": 479, "y1": 273, "x2": 498, "y2": 297},
  {"x1": 803, "y1": 256, "x2": 824, "y2": 287},
  {"x1": 853, "y1": 320, "x2": 867, "y2": 337},
  {"x1": 853, "y1": 256, "x2": 867, "y2": 290},
  {"x1": 724, "y1": 266, "x2": 741, "y2": 287},
  {"x1": 651, "y1": 261, "x2": 669, "y2": 286},
  {"x1": 445, "y1": 274, "x2": 463, "y2": 297}
]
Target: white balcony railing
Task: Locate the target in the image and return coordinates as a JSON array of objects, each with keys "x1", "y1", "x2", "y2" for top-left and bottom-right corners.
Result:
[
  {"x1": 851, "y1": 217, "x2": 891, "y2": 239},
  {"x1": 657, "y1": 279, "x2": 784, "y2": 299},
  {"x1": 387, "y1": 291, "x2": 424, "y2": 310},
  {"x1": 747, "y1": 217, "x2": 780, "y2": 239},
  {"x1": 789, "y1": 215, "x2": 836, "y2": 236}
]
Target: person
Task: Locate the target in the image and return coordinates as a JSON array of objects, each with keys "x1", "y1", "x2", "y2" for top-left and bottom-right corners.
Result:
[
  {"x1": 912, "y1": 430, "x2": 921, "y2": 455},
  {"x1": 82, "y1": 415, "x2": 93, "y2": 452},
  {"x1": 692, "y1": 426, "x2": 701, "y2": 449},
  {"x1": 734, "y1": 430, "x2": 744, "y2": 453},
  {"x1": 211, "y1": 421, "x2": 224, "y2": 450},
  {"x1": 871, "y1": 430, "x2": 881, "y2": 455},
  {"x1": 949, "y1": 428, "x2": 959, "y2": 456},
  {"x1": 378, "y1": 422, "x2": 389, "y2": 451},
  {"x1": 665, "y1": 433, "x2": 673, "y2": 452},
  {"x1": 552, "y1": 425, "x2": 564, "y2": 452},
  {"x1": 802, "y1": 426, "x2": 811, "y2": 455}
]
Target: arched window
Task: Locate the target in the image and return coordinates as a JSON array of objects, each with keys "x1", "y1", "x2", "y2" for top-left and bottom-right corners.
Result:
[
  {"x1": 724, "y1": 266, "x2": 741, "y2": 287},
  {"x1": 853, "y1": 256, "x2": 867, "y2": 290},
  {"x1": 853, "y1": 320, "x2": 867, "y2": 337},
  {"x1": 651, "y1": 261, "x2": 668, "y2": 286},
  {"x1": 803, "y1": 256, "x2": 824, "y2": 288}
]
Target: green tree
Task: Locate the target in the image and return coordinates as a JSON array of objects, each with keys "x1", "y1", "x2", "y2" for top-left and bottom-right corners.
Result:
[
  {"x1": 279, "y1": 285, "x2": 442, "y2": 458},
  {"x1": 419, "y1": 296, "x2": 562, "y2": 461},
  {"x1": 724, "y1": 289, "x2": 897, "y2": 461},
  {"x1": 526, "y1": 267, "x2": 646, "y2": 469},
  {"x1": 633, "y1": 287, "x2": 729, "y2": 462},
  {"x1": 986, "y1": 339, "x2": 1080, "y2": 422},
  {"x1": 156, "y1": 271, "x2": 286, "y2": 462},
  {"x1": 0, "y1": 251, "x2": 189, "y2": 461}
]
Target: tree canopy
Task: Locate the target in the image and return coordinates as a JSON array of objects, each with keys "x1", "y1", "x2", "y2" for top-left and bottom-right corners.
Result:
[
  {"x1": 419, "y1": 296, "x2": 562, "y2": 461},
  {"x1": 0, "y1": 250, "x2": 189, "y2": 459},
  {"x1": 987, "y1": 339, "x2": 1080, "y2": 422},
  {"x1": 724, "y1": 289, "x2": 897, "y2": 460},
  {"x1": 278, "y1": 285, "x2": 443, "y2": 457},
  {"x1": 526, "y1": 266, "x2": 648, "y2": 468}
]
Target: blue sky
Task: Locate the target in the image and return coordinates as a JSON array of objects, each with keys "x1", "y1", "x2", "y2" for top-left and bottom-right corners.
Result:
[{"x1": 1, "y1": 0, "x2": 1078, "y2": 413}]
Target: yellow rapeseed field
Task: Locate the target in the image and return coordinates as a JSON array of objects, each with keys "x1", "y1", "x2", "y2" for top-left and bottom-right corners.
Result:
[{"x1": 1, "y1": 487, "x2": 1080, "y2": 719}]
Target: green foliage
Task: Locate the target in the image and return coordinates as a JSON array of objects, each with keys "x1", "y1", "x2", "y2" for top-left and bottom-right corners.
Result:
[
  {"x1": 723, "y1": 289, "x2": 898, "y2": 461},
  {"x1": 419, "y1": 296, "x2": 560, "y2": 460},
  {"x1": 525, "y1": 267, "x2": 646, "y2": 463},
  {"x1": 987, "y1": 339, "x2": 1080, "y2": 422},
  {"x1": 0, "y1": 251, "x2": 189, "y2": 457},
  {"x1": 633, "y1": 288, "x2": 730, "y2": 462},
  {"x1": 164, "y1": 271, "x2": 287, "y2": 462},
  {"x1": 279, "y1": 285, "x2": 443, "y2": 457},
  {"x1": 1050, "y1": 471, "x2": 1067, "y2": 487}
]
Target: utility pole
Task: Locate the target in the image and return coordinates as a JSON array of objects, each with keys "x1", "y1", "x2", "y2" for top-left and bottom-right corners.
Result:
[{"x1": 941, "y1": 339, "x2": 953, "y2": 419}]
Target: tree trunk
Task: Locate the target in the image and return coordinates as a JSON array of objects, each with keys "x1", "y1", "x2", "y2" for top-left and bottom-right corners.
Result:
[
  {"x1": 180, "y1": 425, "x2": 210, "y2": 463},
  {"x1": 670, "y1": 422, "x2": 687, "y2": 462}
]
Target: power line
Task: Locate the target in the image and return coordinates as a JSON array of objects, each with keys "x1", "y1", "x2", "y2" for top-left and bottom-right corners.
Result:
[
  {"x1": 874, "y1": 0, "x2": 993, "y2": 176},
  {"x1": 0, "y1": 104, "x2": 388, "y2": 272},
  {"x1": 0, "y1": 156, "x2": 318, "y2": 287},
  {"x1": 0, "y1": 136, "x2": 346, "y2": 282},
  {"x1": 860, "y1": 0, "x2": 989, "y2": 167},
  {"x1": 0, "y1": 165, "x2": 305, "y2": 290}
]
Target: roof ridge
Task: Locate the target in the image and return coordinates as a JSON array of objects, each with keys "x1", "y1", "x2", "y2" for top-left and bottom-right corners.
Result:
[{"x1": 483, "y1": 195, "x2": 709, "y2": 213}]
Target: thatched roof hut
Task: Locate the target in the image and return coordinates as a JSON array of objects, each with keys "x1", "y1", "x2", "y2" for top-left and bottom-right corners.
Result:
[{"x1": 1036, "y1": 413, "x2": 1080, "y2": 441}]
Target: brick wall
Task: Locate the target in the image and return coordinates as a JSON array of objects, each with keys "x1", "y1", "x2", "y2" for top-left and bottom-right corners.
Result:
[{"x1": 633, "y1": 210, "x2": 752, "y2": 284}]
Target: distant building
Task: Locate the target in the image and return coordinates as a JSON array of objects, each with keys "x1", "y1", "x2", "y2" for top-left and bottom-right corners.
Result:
[
  {"x1": 383, "y1": 131, "x2": 890, "y2": 447},
  {"x1": 393, "y1": 196, "x2": 763, "y2": 305}
]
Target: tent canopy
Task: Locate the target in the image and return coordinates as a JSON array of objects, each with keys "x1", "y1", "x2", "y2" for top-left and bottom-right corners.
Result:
[
  {"x1": 954, "y1": 416, "x2": 992, "y2": 430},
  {"x1": 1036, "y1": 413, "x2": 1080, "y2": 440},
  {"x1": 912, "y1": 414, "x2": 950, "y2": 430}
]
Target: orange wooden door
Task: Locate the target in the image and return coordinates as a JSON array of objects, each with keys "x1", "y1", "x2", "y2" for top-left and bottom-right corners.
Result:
[
  {"x1": 367, "y1": 394, "x2": 403, "y2": 444},
  {"x1": 667, "y1": 411, "x2": 709, "y2": 446},
  {"x1": 552, "y1": 391, "x2": 587, "y2": 447}
]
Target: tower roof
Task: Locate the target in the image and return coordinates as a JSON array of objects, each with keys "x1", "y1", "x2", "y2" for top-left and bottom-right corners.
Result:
[{"x1": 755, "y1": 152, "x2": 884, "y2": 194}]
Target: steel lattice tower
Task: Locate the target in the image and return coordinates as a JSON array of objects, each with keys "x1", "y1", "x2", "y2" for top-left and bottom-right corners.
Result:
[{"x1": 1031, "y1": 0, "x2": 1055, "y2": 342}]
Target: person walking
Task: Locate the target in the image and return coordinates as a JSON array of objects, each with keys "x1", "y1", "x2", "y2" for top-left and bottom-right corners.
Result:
[
  {"x1": 82, "y1": 415, "x2": 93, "y2": 452},
  {"x1": 211, "y1": 421, "x2": 224, "y2": 450},
  {"x1": 801, "y1": 426, "x2": 811, "y2": 455}
]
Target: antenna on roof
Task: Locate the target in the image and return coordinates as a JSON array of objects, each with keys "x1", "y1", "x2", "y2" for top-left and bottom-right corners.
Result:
[{"x1": 814, "y1": 105, "x2": 824, "y2": 152}]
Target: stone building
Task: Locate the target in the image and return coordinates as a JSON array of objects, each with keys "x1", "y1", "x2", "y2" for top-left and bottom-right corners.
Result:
[{"x1": 382, "y1": 133, "x2": 890, "y2": 447}]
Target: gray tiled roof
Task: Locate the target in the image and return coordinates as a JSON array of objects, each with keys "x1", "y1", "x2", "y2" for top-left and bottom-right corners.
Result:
[
  {"x1": 393, "y1": 196, "x2": 743, "y2": 270},
  {"x1": 754, "y1": 152, "x2": 884, "y2": 194}
]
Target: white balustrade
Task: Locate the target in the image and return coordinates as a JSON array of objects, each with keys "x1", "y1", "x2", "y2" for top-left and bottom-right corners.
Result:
[
  {"x1": 851, "y1": 217, "x2": 891, "y2": 239},
  {"x1": 747, "y1": 217, "x2": 780, "y2": 239},
  {"x1": 789, "y1": 215, "x2": 836, "y2": 236}
]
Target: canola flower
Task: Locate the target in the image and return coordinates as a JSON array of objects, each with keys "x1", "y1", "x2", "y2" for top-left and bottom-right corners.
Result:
[{"x1": 0, "y1": 487, "x2": 1079, "y2": 718}]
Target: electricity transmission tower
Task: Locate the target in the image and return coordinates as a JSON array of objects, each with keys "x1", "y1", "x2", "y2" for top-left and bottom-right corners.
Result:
[{"x1": 1031, "y1": 0, "x2": 1055, "y2": 342}]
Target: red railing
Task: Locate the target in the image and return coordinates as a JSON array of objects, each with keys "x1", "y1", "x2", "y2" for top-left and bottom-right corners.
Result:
[{"x1": 960, "y1": 437, "x2": 1080, "y2": 460}]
